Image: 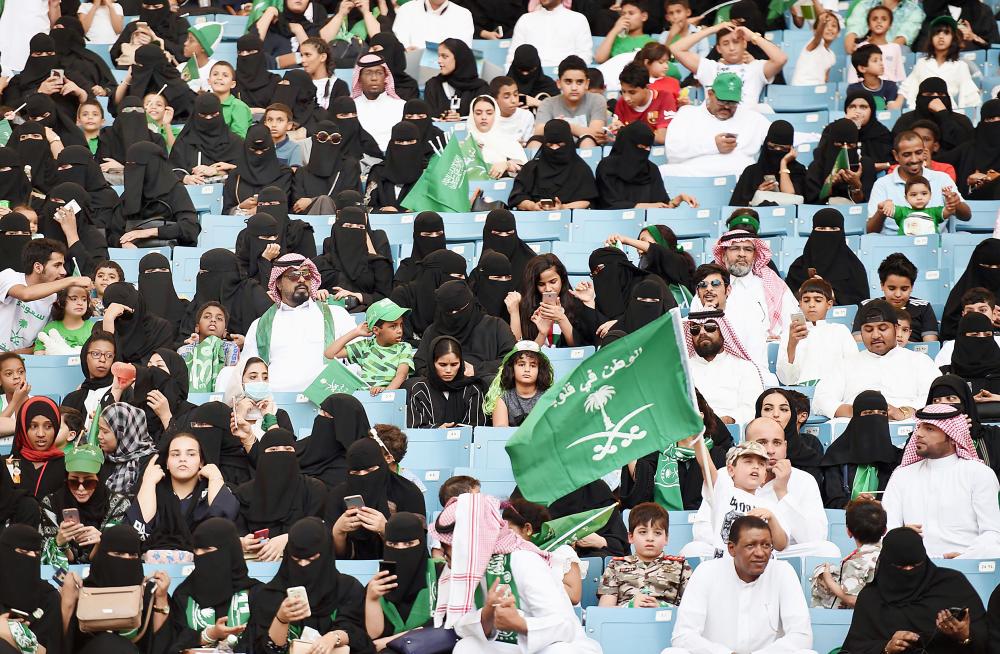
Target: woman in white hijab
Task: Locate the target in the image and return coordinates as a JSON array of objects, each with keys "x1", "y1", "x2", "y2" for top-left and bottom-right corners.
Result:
[{"x1": 466, "y1": 95, "x2": 527, "y2": 179}]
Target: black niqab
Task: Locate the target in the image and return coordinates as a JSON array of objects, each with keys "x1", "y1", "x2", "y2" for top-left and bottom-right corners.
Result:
[
  {"x1": 86, "y1": 525, "x2": 144, "y2": 587},
  {"x1": 0, "y1": 525, "x2": 42, "y2": 614},
  {"x1": 392, "y1": 249, "x2": 468, "y2": 335},
  {"x1": 621, "y1": 277, "x2": 672, "y2": 333},
  {"x1": 181, "y1": 248, "x2": 272, "y2": 337},
  {"x1": 297, "y1": 393, "x2": 371, "y2": 485},
  {"x1": 475, "y1": 209, "x2": 536, "y2": 288},
  {"x1": 0, "y1": 213, "x2": 31, "y2": 274},
  {"x1": 472, "y1": 250, "x2": 512, "y2": 320},
  {"x1": 589, "y1": 247, "x2": 653, "y2": 319},
  {"x1": 942, "y1": 239, "x2": 1000, "y2": 339},
  {"x1": 176, "y1": 518, "x2": 255, "y2": 610},
  {"x1": 950, "y1": 311, "x2": 1000, "y2": 379},
  {"x1": 97, "y1": 96, "x2": 164, "y2": 166},
  {"x1": 239, "y1": 429, "x2": 304, "y2": 526},
  {"x1": 235, "y1": 32, "x2": 280, "y2": 108},
  {"x1": 101, "y1": 281, "x2": 175, "y2": 364},
  {"x1": 822, "y1": 390, "x2": 898, "y2": 466},
  {"x1": 786, "y1": 208, "x2": 870, "y2": 305},
  {"x1": 125, "y1": 44, "x2": 194, "y2": 121},
  {"x1": 0, "y1": 147, "x2": 31, "y2": 206},
  {"x1": 170, "y1": 94, "x2": 243, "y2": 172},
  {"x1": 328, "y1": 96, "x2": 381, "y2": 159},
  {"x1": 138, "y1": 251, "x2": 187, "y2": 326},
  {"x1": 380, "y1": 121, "x2": 424, "y2": 185},
  {"x1": 507, "y1": 44, "x2": 558, "y2": 98},
  {"x1": 433, "y1": 280, "x2": 482, "y2": 343}
]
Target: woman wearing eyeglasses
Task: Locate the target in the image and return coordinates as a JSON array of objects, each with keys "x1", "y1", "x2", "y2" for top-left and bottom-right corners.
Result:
[
  {"x1": 291, "y1": 120, "x2": 362, "y2": 214},
  {"x1": 39, "y1": 441, "x2": 130, "y2": 566},
  {"x1": 63, "y1": 332, "x2": 119, "y2": 421}
]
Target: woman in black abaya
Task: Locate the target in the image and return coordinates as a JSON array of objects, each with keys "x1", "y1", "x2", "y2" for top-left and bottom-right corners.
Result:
[
  {"x1": 110, "y1": 0, "x2": 187, "y2": 64},
  {"x1": 423, "y1": 38, "x2": 489, "y2": 118},
  {"x1": 187, "y1": 402, "x2": 254, "y2": 487},
  {"x1": 472, "y1": 250, "x2": 513, "y2": 321},
  {"x1": 0, "y1": 213, "x2": 31, "y2": 274},
  {"x1": 179, "y1": 249, "x2": 272, "y2": 339},
  {"x1": 393, "y1": 211, "x2": 446, "y2": 287},
  {"x1": 291, "y1": 120, "x2": 362, "y2": 211},
  {"x1": 137, "y1": 252, "x2": 187, "y2": 327},
  {"x1": 55, "y1": 145, "x2": 125, "y2": 244},
  {"x1": 403, "y1": 99, "x2": 448, "y2": 159},
  {"x1": 820, "y1": 391, "x2": 900, "y2": 508},
  {"x1": 52, "y1": 15, "x2": 115, "y2": 93},
  {"x1": 364, "y1": 121, "x2": 426, "y2": 211},
  {"x1": 786, "y1": 208, "x2": 870, "y2": 305},
  {"x1": 317, "y1": 207, "x2": 394, "y2": 309},
  {"x1": 0, "y1": 525, "x2": 63, "y2": 654},
  {"x1": 805, "y1": 118, "x2": 876, "y2": 204},
  {"x1": 619, "y1": 277, "x2": 674, "y2": 334},
  {"x1": 390, "y1": 249, "x2": 468, "y2": 340},
  {"x1": 953, "y1": 99, "x2": 1000, "y2": 199},
  {"x1": 507, "y1": 44, "x2": 558, "y2": 99},
  {"x1": 328, "y1": 96, "x2": 382, "y2": 159},
  {"x1": 509, "y1": 119, "x2": 598, "y2": 210},
  {"x1": 116, "y1": 44, "x2": 193, "y2": 121},
  {"x1": 13, "y1": 121, "x2": 56, "y2": 198},
  {"x1": 122, "y1": 141, "x2": 200, "y2": 248},
  {"x1": 235, "y1": 32, "x2": 281, "y2": 110},
  {"x1": 844, "y1": 527, "x2": 986, "y2": 654},
  {"x1": 845, "y1": 89, "x2": 893, "y2": 168},
  {"x1": 927, "y1": 374, "x2": 1000, "y2": 478},
  {"x1": 941, "y1": 239, "x2": 1000, "y2": 339},
  {"x1": 947, "y1": 312, "x2": 1000, "y2": 394},
  {"x1": 40, "y1": 182, "x2": 109, "y2": 277},
  {"x1": 731, "y1": 119, "x2": 806, "y2": 206},
  {"x1": 470, "y1": 208, "x2": 537, "y2": 290},
  {"x1": 368, "y1": 32, "x2": 418, "y2": 101},
  {"x1": 297, "y1": 393, "x2": 371, "y2": 489},
  {"x1": 0, "y1": 148, "x2": 32, "y2": 208},
  {"x1": 250, "y1": 517, "x2": 374, "y2": 654},
  {"x1": 169, "y1": 94, "x2": 243, "y2": 178},
  {"x1": 236, "y1": 212, "x2": 283, "y2": 287},
  {"x1": 223, "y1": 123, "x2": 292, "y2": 214},
  {"x1": 101, "y1": 282, "x2": 175, "y2": 364},
  {"x1": 62, "y1": 332, "x2": 118, "y2": 417},
  {"x1": 407, "y1": 335, "x2": 487, "y2": 428},
  {"x1": 24, "y1": 93, "x2": 87, "y2": 148},
  {"x1": 893, "y1": 77, "x2": 974, "y2": 152},
  {"x1": 272, "y1": 69, "x2": 323, "y2": 135},
  {"x1": 256, "y1": 185, "x2": 317, "y2": 258},
  {"x1": 96, "y1": 96, "x2": 167, "y2": 171},
  {"x1": 589, "y1": 246, "x2": 658, "y2": 323},
  {"x1": 596, "y1": 121, "x2": 673, "y2": 209},
  {"x1": 326, "y1": 438, "x2": 425, "y2": 560}
]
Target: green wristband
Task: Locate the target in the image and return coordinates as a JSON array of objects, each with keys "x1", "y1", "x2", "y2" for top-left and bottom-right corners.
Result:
[{"x1": 261, "y1": 413, "x2": 278, "y2": 431}]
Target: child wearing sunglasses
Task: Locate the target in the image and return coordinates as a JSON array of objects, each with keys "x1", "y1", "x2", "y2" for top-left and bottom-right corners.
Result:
[{"x1": 777, "y1": 277, "x2": 858, "y2": 386}]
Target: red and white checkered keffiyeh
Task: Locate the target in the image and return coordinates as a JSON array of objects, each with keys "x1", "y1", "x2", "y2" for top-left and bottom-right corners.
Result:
[
  {"x1": 430, "y1": 493, "x2": 549, "y2": 628},
  {"x1": 267, "y1": 254, "x2": 321, "y2": 303},
  {"x1": 713, "y1": 230, "x2": 785, "y2": 334},
  {"x1": 685, "y1": 311, "x2": 757, "y2": 368},
  {"x1": 350, "y1": 54, "x2": 400, "y2": 100},
  {"x1": 900, "y1": 403, "x2": 982, "y2": 467}
]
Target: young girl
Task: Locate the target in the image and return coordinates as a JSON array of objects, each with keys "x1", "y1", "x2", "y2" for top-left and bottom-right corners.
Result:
[
  {"x1": 634, "y1": 42, "x2": 681, "y2": 110},
  {"x1": 467, "y1": 95, "x2": 526, "y2": 179},
  {"x1": 91, "y1": 260, "x2": 123, "y2": 318},
  {"x1": 899, "y1": 16, "x2": 981, "y2": 109},
  {"x1": 847, "y1": 6, "x2": 906, "y2": 83},
  {"x1": 485, "y1": 341, "x2": 554, "y2": 427},
  {"x1": 300, "y1": 37, "x2": 350, "y2": 110},
  {"x1": 34, "y1": 285, "x2": 95, "y2": 354},
  {"x1": 791, "y1": 11, "x2": 842, "y2": 86},
  {"x1": 0, "y1": 353, "x2": 28, "y2": 418}
]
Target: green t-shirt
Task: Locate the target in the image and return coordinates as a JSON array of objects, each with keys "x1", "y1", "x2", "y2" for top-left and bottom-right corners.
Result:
[
  {"x1": 892, "y1": 205, "x2": 945, "y2": 235},
  {"x1": 87, "y1": 136, "x2": 99, "y2": 156},
  {"x1": 611, "y1": 34, "x2": 655, "y2": 58},
  {"x1": 220, "y1": 94, "x2": 254, "y2": 139},
  {"x1": 344, "y1": 337, "x2": 414, "y2": 387},
  {"x1": 33, "y1": 320, "x2": 95, "y2": 352}
]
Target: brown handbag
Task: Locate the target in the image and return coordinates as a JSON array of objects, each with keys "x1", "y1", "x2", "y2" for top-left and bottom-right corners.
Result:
[{"x1": 76, "y1": 584, "x2": 155, "y2": 640}]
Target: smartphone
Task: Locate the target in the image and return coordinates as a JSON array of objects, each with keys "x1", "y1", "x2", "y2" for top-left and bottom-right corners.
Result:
[
  {"x1": 7, "y1": 609, "x2": 29, "y2": 621},
  {"x1": 518, "y1": 94, "x2": 527, "y2": 105},
  {"x1": 542, "y1": 291, "x2": 558, "y2": 305},
  {"x1": 949, "y1": 607, "x2": 968, "y2": 620},
  {"x1": 51, "y1": 69, "x2": 65, "y2": 83},
  {"x1": 763, "y1": 174, "x2": 776, "y2": 185},
  {"x1": 286, "y1": 586, "x2": 311, "y2": 617},
  {"x1": 136, "y1": 21, "x2": 148, "y2": 29},
  {"x1": 539, "y1": 199, "x2": 555, "y2": 210},
  {"x1": 791, "y1": 312, "x2": 806, "y2": 325},
  {"x1": 344, "y1": 494, "x2": 365, "y2": 510},
  {"x1": 64, "y1": 199, "x2": 81, "y2": 216},
  {"x1": 379, "y1": 560, "x2": 398, "y2": 577},
  {"x1": 496, "y1": 25, "x2": 503, "y2": 37},
  {"x1": 0, "y1": 201, "x2": 10, "y2": 210},
  {"x1": 450, "y1": 95, "x2": 462, "y2": 111},
  {"x1": 253, "y1": 528, "x2": 270, "y2": 542},
  {"x1": 62, "y1": 508, "x2": 80, "y2": 525}
]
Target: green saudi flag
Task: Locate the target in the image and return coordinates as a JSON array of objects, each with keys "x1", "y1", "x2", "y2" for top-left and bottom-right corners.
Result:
[
  {"x1": 819, "y1": 146, "x2": 851, "y2": 202},
  {"x1": 401, "y1": 136, "x2": 490, "y2": 213},
  {"x1": 245, "y1": 0, "x2": 283, "y2": 32},
  {"x1": 506, "y1": 309, "x2": 703, "y2": 505},
  {"x1": 304, "y1": 359, "x2": 368, "y2": 406},
  {"x1": 531, "y1": 505, "x2": 616, "y2": 552},
  {"x1": 0, "y1": 119, "x2": 12, "y2": 147}
]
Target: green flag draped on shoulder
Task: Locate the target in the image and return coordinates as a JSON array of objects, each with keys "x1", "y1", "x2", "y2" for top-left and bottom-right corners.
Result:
[
  {"x1": 246, "y1": 0, "x2": 283, "y2": 32},
  {"x1": 819, "y1": 146, "x2": 851, "y2": 202},
  {"x1": 304, "y1": 358, "x2": 369, "y2": 406},
  {"x1": 401, "y1": 136, "x2": 490, "y2": 213},
  {"x1": 530, "y1": 505, "x2": 616, "y2": 552},
  {"x1": 506, "y1": 309, "x2": 703, "y2": 505}
]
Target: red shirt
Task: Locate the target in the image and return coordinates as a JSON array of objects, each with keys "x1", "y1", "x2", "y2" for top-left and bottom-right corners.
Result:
[
  {"x1": 613, "y1": 88, "x2": 676, "y2": 132},
  {"x1": 650, "y1": 76, "x2": 681, "y2": 108}
]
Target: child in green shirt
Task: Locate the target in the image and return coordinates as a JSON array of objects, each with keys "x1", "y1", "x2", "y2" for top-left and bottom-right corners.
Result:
[
  {"x1": 874, "y1": 175, "x2": 952, "y2": 236},
  {"x1": 34, "y1": 284, "x2": 95, "y2": 353},
  {"x1": 324, "y1": 299, "x2": 414, "y2": 394},
  {"x1": 143, "y1": 92, "x2": 180, "y2": 151},
  {"x1": 595, "y1": 0, "x2": 654, "y2": 64},
  {"x1": 209, "y1": 61, "x2": 253, "y2": 138},
  {"x1": 76, "y1": 100, "x2": 105, "y2": 156}
]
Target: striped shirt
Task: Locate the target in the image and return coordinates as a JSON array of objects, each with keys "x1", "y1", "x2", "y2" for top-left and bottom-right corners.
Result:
[{"x1": 345, "y1": 337, "x2": 414, "y2": 386}]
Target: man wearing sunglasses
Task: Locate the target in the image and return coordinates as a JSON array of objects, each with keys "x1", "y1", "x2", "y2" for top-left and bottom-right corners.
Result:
[
  {"x1": 238, "y1": 254, "x2": 355, "y2": 392},
  {"x1": 684, "y1": 310, "x2": 764, "y2": 426}
]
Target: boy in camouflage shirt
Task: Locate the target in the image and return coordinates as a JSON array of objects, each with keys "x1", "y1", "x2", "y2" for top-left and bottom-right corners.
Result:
[
  {"x1": 810, "y1": 498, "x2": 885, "y2": 608},
  {"x1": 598, "y1": 502, "x2": 691, "y2": 607}
]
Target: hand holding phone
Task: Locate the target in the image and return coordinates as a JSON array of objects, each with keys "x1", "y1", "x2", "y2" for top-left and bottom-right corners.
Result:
[
  {"x1": 62, "y1": 508, "x2": 80, "y2": 526},
  {"x1": 379, "y1": 559, "x2": 398, "y2": 577},
  {"x1": 286, "y1": 586, "x2": 311, "y2": 618},
  {"x1": 344, "y1": 494, "x2": 365, "y2": 510},
  {"x1": 253, "y1": 528, "x2": 270, "y2": 543}
]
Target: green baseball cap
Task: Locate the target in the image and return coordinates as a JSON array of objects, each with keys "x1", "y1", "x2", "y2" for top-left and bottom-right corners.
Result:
[
  {"x1": 712, "y1": 73, "x2": 743, "y2": 103},
  {"x1": 929, "y1": 15, "x2": 958, "y2": 31},
  {"x1": 366, "y1": 298, "x2": 409, "y2": 326},
  {"x1": 64, "y1": 443, "x2": 105, "y2": 474},
  {"x1": 188, "y1": 22, "x2": 223, "y2": 57}
]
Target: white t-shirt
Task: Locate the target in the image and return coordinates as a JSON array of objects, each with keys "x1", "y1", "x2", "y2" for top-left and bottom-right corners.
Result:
[
  {"x1": 495, "y1": 108, "x2": 535, "y2": 144},
  {"x1": 695, "y1": 58, "x2": 771, "y2": 110},
  {"x1": 78, "y1": 3, "x2": 125, "y2": 45},
  {"x1": 0, "y1": 270, "x2": 57, "y2": 352},
  {"x1": 791, "y1": 42, "x2": 836, "y2": 86}
]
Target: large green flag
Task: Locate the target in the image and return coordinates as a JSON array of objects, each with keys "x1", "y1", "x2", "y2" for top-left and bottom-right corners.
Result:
[
  {"x1": 304, "y1": 359, "x2": 368, "y2": 406},
  {"x1": 530, "y1": 505, "x2": 616, "y2": 552},
  {"x1": 506, "y1": 309, "x2": 703, "y2": 505},
  {"x1": 401, "y1": 136, "x2": 489, "y2": 213},
  {"x1": 818, "y1": 146, "x2": 851, "y2": 202},
  {"x1": 245, "y1": 0, "x2": 283, "y2": 32}
]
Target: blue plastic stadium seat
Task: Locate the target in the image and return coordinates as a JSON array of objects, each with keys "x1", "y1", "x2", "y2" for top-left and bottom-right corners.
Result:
[
  {"x1": 827, "y1": 305, "x2": 858, "y2": 329},
  {"x1": 273, "y1": 392, "x2": 319, "y2": 437},
  {"x1": 171, "y1": 246, "x2": 211, "y2": 297},
  {"x1": 767, "y1": 341, "x2": 779, "y2": 373},
  {"x1": 726, "y1": 422, "x2": 742, "y2": 443},
  {"x1": 766, "y1": 84, "x2": 836, "y2": 112},
  {"x1": 569, "y1": 217, "x2": 643, "y2": 242},
  {"x1": 551, "y1": 242, "x2": 598, "y2": 275},
  {"x1": 471, "y1": 39, "x2": 512, "y2": 67},
  {"x1": 409, "y1": 467, "x2": 453, "y2": 511},
  {"x1": 406, "y1": 427, "x2": 473, "y2": 469},
  {"x1": 825, "y1": 509, "x2": 856, "y2": 557},
  {"x1": 352, "y1": 389, "x2": 407, "y2": 426},
  {"x1": 905, "y1": 341, "x2": 941, "y2": 358},
  {"x1": 810, "y1": 608, "x2": 853, "y2": 652},
  {"x1": 666, "y1": 510, "x2": 696, "y2": 555},
  {"x1": 106, "y1": 246, "x2": 171, "y2": 283},
  {"x1": 646, "y1": 207, "x2": 721, "y2": 222},
  {"x1": 198, "y1": 214, "x2": 245, "y2": 249},
  {"x1": 470, "y1": 178, "x2": 514, "y2": 204},
  {"x1": 213, "y1": 13, "x2": 247, "y2": 40},
  {"x1": 585, "y1": 607, "x2": 676, "y2": 653},
  {"x1": 511, "y1": 210, "x2": 571, "y2": 242},
  {"x1": 941, "y1": 232, "x2": 986, "y2": 279},
  {"x1": 441, "y1": 212, "x2": 487, "y2": 242},
  {"x1": 801, "y1": 422, "x2": 834, "y2": 451},
  {"x1": 936, "y1": 558, "x2": 1000, "y2": 604},
  {"x1": 472, "y1": 426, "x2": 516, "y2": 470},
  {"x1": 580, "y1": 557, "x2": 604, "y2": 609},
  {"x1": 369, "y1": 213, "x2": 418, "y2": 246},
  {"x1": 24, "y1": 355, "x2": 85, "y2": 399},
  {"x1": 958, "y1": 200, "x2": 1000, "y2": 233},
  {"x1": 454, "y1": 466, "x2": 516, "y2": 498},
  {"x1": 779, "y1": 111, "x2": 830, "y2": 134},
  {"x1": 679, "y1": 237, "x2": 708, "y2": 265},
  {"x1": 797, "y1": 204, "x2": 868, "y2": 236},
  {"x1": 551, "y1": 357, "x2": 586, "y2": 382},
  {"x1": 186, "y1": 183, "x2": 225, "y2": 213}
]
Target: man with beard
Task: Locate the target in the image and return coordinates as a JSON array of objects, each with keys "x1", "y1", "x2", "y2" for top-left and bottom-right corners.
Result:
[
  {"x1": 685, "y1": 310, "x2": 763, "y2": 425},
  {"x1": 814, "y1": 299, "x2": 940, "y2": 418},
  {"x1": 238, "y1": 254, "x2": 355, "y2": 392}
]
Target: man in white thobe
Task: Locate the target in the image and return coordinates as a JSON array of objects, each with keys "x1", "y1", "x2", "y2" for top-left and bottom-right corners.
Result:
[
  {"x1": 504, "y1": 0, "x2": 594, "y2": 69},
  {"x1": 392, "y1": 0, "x2": 474, "y2": 49},
  {"x1": 350, "y1": 54, "x2": 406, "y2": 153},
  {"x1": 882, "y1": 403, "x2": 1000, "y2": 559},
  {"x1": 686, "y1": 311, "x2": 764, "y2": 426},
  {"x1": 661, "y1": 73, "x2": 770, "y2": 178},
  {"x1": 664, "y1": 515, "x2": 816, "y2": 654},
  {"x1": 813, "y1": 300, "x2": 940, "y2": 418},
  {"x1": 239, "y1": 255, "x2": 355, "y2": 393}
]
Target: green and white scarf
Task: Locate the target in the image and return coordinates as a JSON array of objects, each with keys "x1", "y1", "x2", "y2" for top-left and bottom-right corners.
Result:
[
  {"x1": 184, "y1": 335, "x2": 228, "y2": 393},
  {"x1": 287, "y1": 609, "x2": 338, "y2": 641},
  {"x1": 8, "y1": 621, "x2": 38, "y2": 654},
  {"x1": 379, "y1": 560, "x2": 438, "y2": 634},
  {"x1": 654, "y1": 439, "x2": 712, "y2": 511},
  {"x1": 185, "y1": 590, "x2": 251, "y2": 632},
  {"x1": 474, "y1": 554, "x2": 521, "y2": 645},
  {"x1": 850, "y1": 465, "x2": 879, "y2": 500},
  {"x1": 255, "y1": 303, "x2": 336, "y2": 364}
]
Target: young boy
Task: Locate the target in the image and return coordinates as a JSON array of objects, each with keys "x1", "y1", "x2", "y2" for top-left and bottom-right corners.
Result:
[
  {"x1": 894, "y1": 308, "x2": 912, "y2": 346},
  {"x1": 143, "y1": 93, "x2": 178, "y2": 151},
  {"x1": 264, "y1": 103, "x2": 303, "y2": 167},
  {"x1": 372, "y1": 423, "x2": 427, "y2": 492},
  {"x1": 324, "y1": 298, "x2": 413, "y2": 395},
  {"x1": 874, "y1": 176, "x2": 952, "y2": 236},
  {"x1": 0, "y1": 352, "x2": 28, "y2": 416},
  {"x1": 595, "y1": 0, "x2": 654, "y2": 64},
  {"x1": 810, "y1": 498, "x2": 885, "y2": 608},
  {"x1": 847, "y1": 44, "x2": 902, "y2": 111},
  {"x1": 613, "y1": 61, "x2": 675, "y2": 143},
  {"x1": 534, "y1": 56, "x2": 609, "y2": 147},
  {"x1": 598, "y1": 502, "x2": 692, "y2": 608},
  {"x1": 852, "y1": 253, "x2": 938, "y2": 342},
  {"x1": 778, "y1": 277, "x2": 858, "y2": 386},
  {"x1": 76, "y1": 100, "x2": 105, "y2": 156},
  {"x1": 178, "y1": 21, "x2": 222, "y2": 92},
  {"x1": 57, "y1": 405, "x2": 84, "y2": 449},
  {"x1": 178, "y1": 301, "x2": 242, "y2": 366},
  {"x1": 935, "y1": 287, "x2": 1000, "y2": 366},
  {"x1": 91, "y1": 259, "x2": 122, "y2": 318},
  {"x1": 663, "y1": 0, "x2": 709, "y2": 62},
  {"x1": 490, "y1": 76, "x2": 535, "y2": 145},
  {"x1": 209, "y1": 61, "x2": 253, "y2": 138}
]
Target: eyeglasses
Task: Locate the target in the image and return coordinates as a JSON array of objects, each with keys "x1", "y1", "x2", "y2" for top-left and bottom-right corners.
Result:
[
  {"x1": 88, "y1": 351, "x2": 114, "y2": 361},
  {"x1": 121, "y1": 107, "x2": 145, "y2": 114},
  {"x1": 314, "y1": 131, "x2": 343, "y2": 144},
  {"x1": 696, "y1": 279, "x2": 725, "y2": 289},
  {"x1": 282, "y1": 269, "x2": 311, "y2": 281},
  {"x1": 688, "y1": 323, "x2": 719, "y2": 336},
  {"x1": 68, "y1": 478, "x2": 99, "y2": 491}
]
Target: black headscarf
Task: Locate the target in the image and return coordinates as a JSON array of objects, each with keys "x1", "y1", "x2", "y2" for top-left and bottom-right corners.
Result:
[
  {"x1": 188, "y1": 401, "x2": 251, "y2": 485},
  {"x1": 97, "y1": 96, "x2": 165, "y2": 166},
  {"x1": 785, "y1": 208, "x2": 870, "y2": 305},
  {"x1": 0, "y1": 525, "x2": 44, "y2": 614},
  {"x1": 142, "y1": 434, "x2": 207, "y2": 552},
  {"x1": 170, "y1": 94, "x2": 243, "y2": 173},
  {"x1": 297, "y1": 393, "x2": 370, "y2": 485},
  {"x1": 382, "y1": 512, "x2": 430, "y2": 620},
  {"x1": 589, "y1": 246, "x2": 653, "y2": 319},
  {"x1": 822, "y1": 390, "x2": 898, "y2": 466},
  {"x1": 396, "y1": 211, "x2": 446, "y2": 282},
  {"x1": 432, "y1": 38, "x2": 486, "y2": 115},
  {"x1": 433, "y1": 280, "x2": 483, "y2": 343},
  {"x1": 232, "y1": 123, "x2": 292, "y2": 201},
  {"x1": 758, "y1": 119, "x2": 795, "y2": 177},
  {"x1": 621, "y1": 277, "x2": 672, "y2": 333},
  {"x1": 293, "y1": 120, "x2": 358, "y2": 203},
  {"x1": 237, "y1": 212, "x2": 280, "y2": 285},
  {"x1": 425, "y1": 336, "x2": 482, "y2": 424},
  {"x1": 174, "y1": 518, "x2": 255, "y2": 611},
  {"x1": 101, "y1": 281, "x2": 175, "y2": 364},
  {"x1": 13, "y1": 121, "x2": 55, "y2": 194},
  {"x1": 181, "y1": 248, "x2": 272, "y2": 337},
  {"x1": 753, "y1": 387, "x2": 825, "y2": 473},
  {"x1": 48, "y1": 459, "x2": 112, "y2": 528},
  {"x1": 507, "y1": 44, "x2": 558, "y2": 98},
  {"x1": 272, "y1": 69, "x2": 321, "y2": 134},
  {"x1": 972, "y1": 99, "x2": 1000, "y2": 174},
  {"x1": 806, "y1": 118, "x2": 865, "y2": 203},
  {"x1": 638, "y1": 225, "x2": 696, "y2": 290},
  {"x1": 137, "y1": 252, "x2": 186, "y2": 326},
  {"x1": 25, "y1": 93, "x2": 87, "y2": 148},
  {"x1": 39, "y1": 181, "x2": 98, "y2": 246},
  {"x1": 369, "y1": 32, "x2": 418, "y2": 100},
  {"x1": 55, "y1": 145, "x2": 123, "y2": 235},
  {"x1": 927, "y1": 374, "x2": 985, "y2": 438},
  {"x1": 942, "y1": 239, "x2": 1000, "y2": 339},
  {"x1": 328, "y1": 96, "x2": 382, "y2": 159},
  {"x1": 78, "y1": 331, "x2": 116, "y2": 393},
  {"x1": 510, "y1": 120, "x2": 598, "y2": 205},
  {"x1": 472, "y1": 250, "x2": 512, "y2": 320},
  {"x1": 605, "y1": 121, "x2": 656, "y2": 184},
  {"x1": 342, "y1": 438, "x2": 392, "y2": 519},
  {"x1": 123, "y1": 141, "x2": 181, "y2": 215},
  {"x1": 14, "y1": 34, "x2": 59, "y2": 94},
  {"x1": 846, "y1": 89, "x2": 893, "y2": 164},
  {"x1": 125, "y1": 44, "x2": 194, "y2": 121},
  {"x1": 238, "y1": 429, "x2": 305, "y2": 527},
  {"x1": 392, "y1": 249, "x2": 468, "y2": 335},
  {"x1": 134, "y1": 348, "x2": 190, "y2": 418},
  {"x1": 259, "y1": 517, "x2": 344, "y2": 619},
  {"x1": 916, "y1": 77, "x2": 952, "y2": 118},
  {"x1": 0, "y1": 213, "x2": 31, "y2": 274},
  {"x1": 319, "y1": 206, "x2": 388, "y2": 294},
  {"x1": 950, "y1": 312, "x2": 1000, "y2": 380},
  {"x1": 474, "y1": 209, "x2": 536, "y2": 288},
  {"x1": 85, "y1": 524, "x2": 144, "y2": 588},
  {"x1": 0, "y1": 147, "x2": 31, "y2": 206},
  {"x1": 235, "y1": 32, "x2": 280, "y2": 108},
  {"x1": 52, "y1": 16, "x2": 115, "y2": 91},
  {"x1": 403, "y1": 99, "x2": 446, "y2": 159},
  {"x1": 380, "y1": 121, "x2": 424, "y2": 185}
]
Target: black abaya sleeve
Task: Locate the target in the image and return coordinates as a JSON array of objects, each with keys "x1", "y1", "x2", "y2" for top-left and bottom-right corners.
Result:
[
  {"x1": 578, "y1": 503, "x2": 629, "y2": 558},
  {"x1": 67, "y1": 237, "x2": 109, "y2": 278},
  {"x1": 988, "y1": 584, "x2": 1000, "y2": 650},
  {"x1": 470, "y1": 316, "x2": 517, "y2": 379},
  {"x1": 422, "y1": 78, "x2": 450, "y2": 119},
  {"x1": 618, "y1": 451, "x2": 658, "y2": 509},
  {"x1": 154, "y1": 185, "x2": 201, "y2": 246},
  {"x1": 730, "y1": 162, "x2": 764, "y2": 207},
  {"x1": 567, "y1": 304, "x2": 599, "y2": 347},
  {"x1": 507, "y1": 161, "x2": 539, "y2": 208},
  {"x1": 822, "y1": 464, "x2": 849, "y2": 509},
  {"x1": 332, "y1": 578, "x2": 376, "y2": 654}
]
